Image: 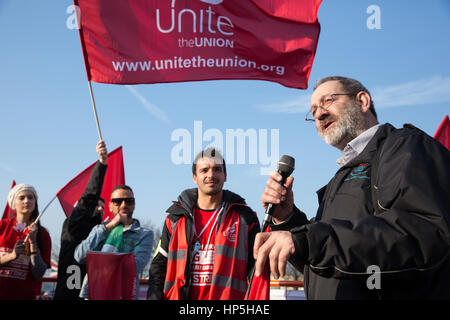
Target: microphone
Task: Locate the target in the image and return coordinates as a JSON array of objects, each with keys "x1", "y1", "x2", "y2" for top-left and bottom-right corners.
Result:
[{"x1": 262, "y1": 155, "x2": 295, "y2": 230}]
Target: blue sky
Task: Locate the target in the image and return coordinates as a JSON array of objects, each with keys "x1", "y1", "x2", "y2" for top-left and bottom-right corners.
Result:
[{"x1": 1, "y1": 0, "x2": 449, "y2": 250}]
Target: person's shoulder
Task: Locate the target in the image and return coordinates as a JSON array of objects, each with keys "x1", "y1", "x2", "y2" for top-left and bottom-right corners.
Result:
[
  {"x1": 382, "y1": 122, "x2": 428, "y2": 139},
  {"x1": 379, "y1": 123, "x2": 449, "y2": 165},
  {"x1": 39, "y1": 225, "x2": 51, "y2": 238},
  {"x1": 133, "y1": 219, "x2": 154, "y2": 234},
  {"x1": 232, "y1": 202, "x2": 259, "y2": 224},
  {"x1": 0, "y1": 218, "x2": 14, "y2": 235},
  {"x1": 381, "y1": 123, "x2": 434, "y2": 149},
  {"x1": 0, "y1": 218, "x2": 13, "y2": 228}
]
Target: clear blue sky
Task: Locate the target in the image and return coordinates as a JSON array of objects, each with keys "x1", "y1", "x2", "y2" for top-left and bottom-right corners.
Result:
[{"x1": 1, "y1": 0, "x2": 449, "y2": 250}]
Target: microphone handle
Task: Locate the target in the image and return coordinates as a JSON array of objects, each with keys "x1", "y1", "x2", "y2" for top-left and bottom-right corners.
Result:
[{"x1": 261, "y1": 174, "x2": 288, "y2": 231}]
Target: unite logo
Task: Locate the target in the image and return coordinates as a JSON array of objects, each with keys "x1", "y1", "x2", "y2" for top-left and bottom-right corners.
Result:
[
  {"x1": 156, "y1": 0, "x2": 234, "y2": 49},
  {"x1": 223, "y1": 222, "x2": 238, "y2": 242}
]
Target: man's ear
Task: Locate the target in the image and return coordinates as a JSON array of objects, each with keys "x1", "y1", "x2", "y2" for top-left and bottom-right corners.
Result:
[
  {"x1": 193, "y1": 174, "x2": 198, "y2": 185},
  {"x1": 356, "y1": 91, "x2": 372, "y2": 114}
]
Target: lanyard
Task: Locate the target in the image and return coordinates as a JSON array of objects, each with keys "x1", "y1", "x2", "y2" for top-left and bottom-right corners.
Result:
[
  {"x1": 193, "y1": 204, "x2": 224, "y2": 256},
  {"x1": 193, "y1": 205, "x2": 223, "y2": 239}
]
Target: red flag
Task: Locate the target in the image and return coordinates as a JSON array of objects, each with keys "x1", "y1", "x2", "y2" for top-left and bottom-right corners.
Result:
[
  {"x1": 56, "y1": 146, "x2": 125, "y2": 221},
  {"x1": 86, "y1": 252, "x2": 136, "y2": 300},
  {"x1": 434, "y1": 115, "x2": 450, "y2": 150},
  {"x1": 2, "y1": 180, "x2": 16, "y2": 220},
  {"x1": 74, "y1": 0, "x2": 321, "y2": 89},
  {"x1": 246, "y1": 225, "x2": 271, "y2": 300},
  {"x1": 246, "y1": 263, "x2": 270, "y2": 300}
]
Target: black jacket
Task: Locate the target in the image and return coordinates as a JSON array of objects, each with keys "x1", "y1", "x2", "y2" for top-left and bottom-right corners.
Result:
[
  {"x1": 274, "y1": 123, "x2": 450, "y2": 299},
  {"x1": 147, "y1": 188, "x2": 260, "y2": 300},
  {"x1": 53, "y1": 161, "x2": 107, "y2": 300}
]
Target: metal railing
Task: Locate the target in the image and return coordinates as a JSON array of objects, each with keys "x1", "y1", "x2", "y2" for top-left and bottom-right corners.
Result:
[
  {"x1": 38, "y1": 277, "x2": 304, "y2": 299},
  {"x1": 41, "y1": 277, "x2": 303, "y2": 287}
]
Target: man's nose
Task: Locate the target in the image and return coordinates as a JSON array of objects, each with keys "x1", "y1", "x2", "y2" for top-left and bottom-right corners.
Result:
[
  {"x1": 315, "y1": 106, "x2": 330, "y2": 120},
  {"x1": 119, "y1": 201, "x2": 128, "y2": 208}
]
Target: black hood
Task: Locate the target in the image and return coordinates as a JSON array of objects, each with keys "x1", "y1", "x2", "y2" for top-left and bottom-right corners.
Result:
[{"x1": 167, "y1": 188, "x2": 246, "y2": 219}]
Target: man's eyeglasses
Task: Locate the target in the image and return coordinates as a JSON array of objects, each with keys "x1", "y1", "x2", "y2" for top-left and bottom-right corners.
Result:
[
  {"x1": 305, "y1": 93, "x2": 354, "y2": 122},
  {"x1": 110, "y1": 198, "x2": 135, "y2": 206}
]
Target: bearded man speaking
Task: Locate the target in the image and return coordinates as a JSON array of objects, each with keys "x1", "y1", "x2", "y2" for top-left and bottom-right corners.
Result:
[{"x1": 254, "y1": 76, "x2": 450, "y2": 300}]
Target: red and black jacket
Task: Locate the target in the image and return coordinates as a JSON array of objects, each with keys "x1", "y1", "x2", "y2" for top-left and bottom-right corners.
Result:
[{"x1": 147, "y1": 188, "x2": 260, "y2": 300}]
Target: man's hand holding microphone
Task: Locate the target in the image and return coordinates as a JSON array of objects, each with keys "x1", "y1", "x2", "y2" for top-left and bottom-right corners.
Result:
[{"x1": 254, "y1": 155, "x2": 297, "y2": 279}]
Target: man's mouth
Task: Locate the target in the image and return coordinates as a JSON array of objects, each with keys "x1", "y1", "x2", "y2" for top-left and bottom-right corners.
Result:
[{"x1": 323, "y1": 120, "x2": 335, "y2": 131}]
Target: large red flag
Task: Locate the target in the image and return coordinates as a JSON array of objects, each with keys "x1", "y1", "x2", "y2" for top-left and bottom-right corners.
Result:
[
  {"x1": 56, "y1": 146, "x2": 125, "y2": 221},
  {"x1": 2, "y1": 180, "x2": 16, "y2": 220},
  {"x1": 74, "y1": 0, "x2": 321, "y2": 89},
  {"x1": 86, "y1": 252, "x2": 136, "y2": 300},
  {"x1": 434, "y1": 115, "x2": 450, "y2": 150}
]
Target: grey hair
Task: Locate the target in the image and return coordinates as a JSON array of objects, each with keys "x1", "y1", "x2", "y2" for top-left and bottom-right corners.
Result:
[{"x1": 313, "y1": 76, "x2": 377, "y2": 119}]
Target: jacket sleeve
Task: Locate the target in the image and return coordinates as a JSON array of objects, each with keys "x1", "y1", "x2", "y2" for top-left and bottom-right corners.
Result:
[
  {"x1": 133, "y1": 229, "x2": 154, "y2": 275},
  {"x1": 269, "y1": 205, "x2": 310, "y2": 232},
  {"x1": 298, "y1": 130, "x2": 450, "y2": 278},
  {"x1": 73, "y1": 224, "x2": 108, "y2": 264},
  {"x1": 147, "y1": 219, "x2": 171, "y2": 300},
  {"x1": 67, "y1": 161, "x2": 107, "y2": 233}
]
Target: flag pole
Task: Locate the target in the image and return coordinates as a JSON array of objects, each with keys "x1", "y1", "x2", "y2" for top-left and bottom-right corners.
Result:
[
  {"x1": 23, "y1": 195, "x2": 57, "y2": 241},
  {"x1": 88, "y1": 81, "x2": 103, "y2": 141},
  {"x1": 73, "y1": 5, "x2": 103, "y2": 141},
  {"x1": 34, "y1": 195, "x2": 57, "y2": 224}
]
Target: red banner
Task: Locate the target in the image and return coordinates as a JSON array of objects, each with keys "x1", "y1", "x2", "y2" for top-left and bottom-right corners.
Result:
[
  {"x1": 2, "y1": 180, "x2": 16, "y2": 220},
  {"x1": 86, "y1": 252, "x2": 136, "y2": 300},
  {"x1": 56, "y1": 146, "x2": 125, "y2": 221},
  {"x1": 75, "y1": 0, "x2": 321, "y2": 89},
  {"x1": 434, "y1": 115, "x2": 450, "y2": 150}
]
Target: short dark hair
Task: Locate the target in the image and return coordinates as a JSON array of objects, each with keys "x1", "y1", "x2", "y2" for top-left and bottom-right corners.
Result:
[
  {"x1": 192, "y1": 148, "x2": 226, "y2": 176},
  {"x1": 314, "y1": 76, "x2": 378, "y2": 120},
  {"x1": 111, "y1": 184, "x2": 134, "y2": 196}
]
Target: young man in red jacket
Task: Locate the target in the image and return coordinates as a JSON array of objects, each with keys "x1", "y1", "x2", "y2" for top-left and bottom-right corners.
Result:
[{"x1": 148, "y1": 148, "x2": 260, "y2": 300}]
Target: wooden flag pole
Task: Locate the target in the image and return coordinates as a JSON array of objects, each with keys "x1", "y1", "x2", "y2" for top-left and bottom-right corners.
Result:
[{"x1": 88, "y1": 81, "x2": 103, "y2": 141}]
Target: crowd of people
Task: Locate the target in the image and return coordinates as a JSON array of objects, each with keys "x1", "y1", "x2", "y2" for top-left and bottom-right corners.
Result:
[{"x1": 1, "y1": 76, "x2": 449, "y2": 300}]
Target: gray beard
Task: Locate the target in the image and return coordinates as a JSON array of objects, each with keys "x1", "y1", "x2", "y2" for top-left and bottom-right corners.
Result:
[{"x1": 318, "y1": 104, "x2": 366, "y2": 148}]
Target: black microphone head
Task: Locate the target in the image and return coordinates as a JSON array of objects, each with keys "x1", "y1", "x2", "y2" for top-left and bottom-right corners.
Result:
[{"x1": 277, "y1": 155, "x2": 295, "y2": 178}]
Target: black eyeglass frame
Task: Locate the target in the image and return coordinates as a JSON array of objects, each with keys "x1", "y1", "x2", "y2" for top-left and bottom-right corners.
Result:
[{"x1": 305, "y1": 93, "x2": 355, "y2": 122}]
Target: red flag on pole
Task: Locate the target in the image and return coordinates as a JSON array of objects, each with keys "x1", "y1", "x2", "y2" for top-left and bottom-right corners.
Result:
[
  {"x1": 246, "y1": 225, "x2": 271, "y2": 300},
  {"x1": 434, "y1": 115, "x2": 450, "y2": 150},
  {"x1": 246, "y1": 263, "x2": 270, "y2": 300},
  {"x1": 2, "y1": 180, "x2": 16, "y2": 220},
  {"x1": 86, "y1": 252, "x2": 137, "y2": 300},
  {"x1": 56, "y1": 146, "x2": 125, "y2": 221},
  {"x1": 74, "y1": 0, "x2": 322, "y2": 89}
]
